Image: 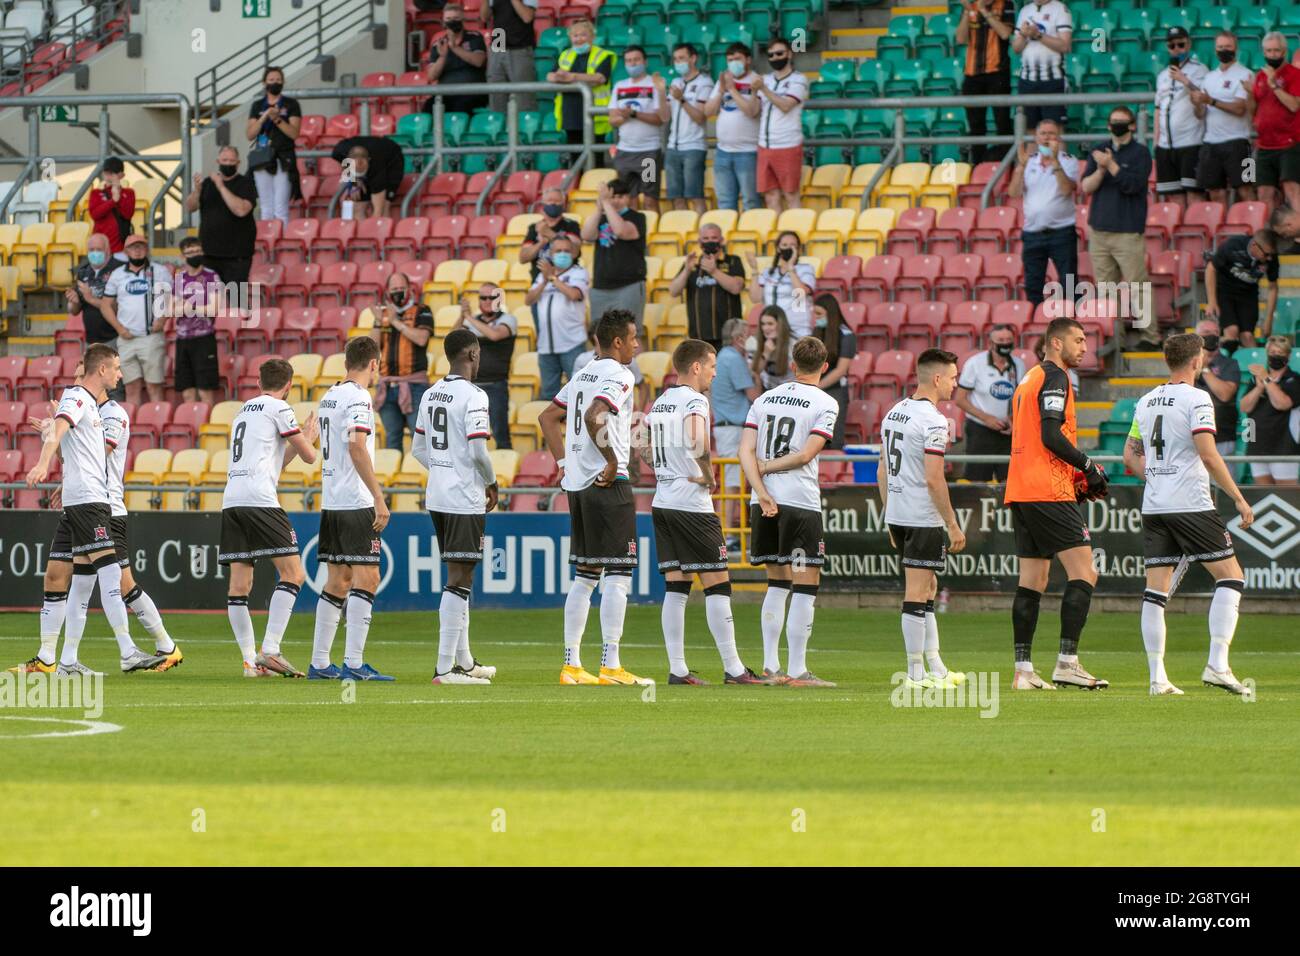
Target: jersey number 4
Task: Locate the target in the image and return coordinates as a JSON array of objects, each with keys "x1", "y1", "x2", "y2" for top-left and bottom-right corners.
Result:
[{"x1": 1149, "y1": 414, "x2": 1166, "y2": 461}]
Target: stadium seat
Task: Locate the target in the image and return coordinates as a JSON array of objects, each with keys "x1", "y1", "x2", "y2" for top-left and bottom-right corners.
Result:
[
  {"x1": 886, "y1": 207, "x2": 936, "y2": 258},
  {"x1": 1219, "y1": 201, "x2": 1267, "y2": 241},
  {"x1": 510, "y1": 399, "x2": 549, "y2": 452},
  {"x1": 935, "y1": 253, "x2": 982, "y2": 306},
  {"x1": 899, "y1": 301, "x2": 945, "y2": 353},
  {"x1": 927, "y1": 206, "x2": 976, "y2": 257},
  {"x1": 969, "y1": 206, "x2": 1019, "y2": 256},
  {"x1": 853, "y1": 254, "x2": 902, "y2": 305},
  {"x1": 862, "y1": 302, "x2": 908, "y2": 351},
  {"x1": 895, "y1": 254, "x2": 943, "y2": 305}
]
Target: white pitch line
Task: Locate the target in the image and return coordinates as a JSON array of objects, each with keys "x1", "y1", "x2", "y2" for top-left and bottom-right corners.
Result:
[{"x1": 99, "y1": 695, "x2": 861, "y2": 709}]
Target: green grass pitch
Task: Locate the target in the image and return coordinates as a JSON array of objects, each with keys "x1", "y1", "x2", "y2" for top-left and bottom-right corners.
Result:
[{"x1": 0, "y1": 606, "x2": 1296, "y2": 866}]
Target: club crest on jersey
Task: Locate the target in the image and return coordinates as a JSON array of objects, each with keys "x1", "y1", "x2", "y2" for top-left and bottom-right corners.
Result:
[
  {"x1": 817, "y1": 540, "x2": 825, "y2": 557},
  {"x1": 1081, "y1": 526, "x2": 1091, "y2": 542},
  {"x1": 479, "y1": 536, "x2": 486, "y2": 551},
  {"x1": 93, "y1": 525, "x2": 108, "y2": 541},
  {"x1": 290, "y1": 530, "x2": 299, "y2": 545},
  {"x1": 718, "y1": 545, "x2": 728, "y2": 562},
  {"x1": 371, "y1": 539, "x2": 381, "y2": 555},
  {"x1": 627, "y1": 540, "x2": 637, "y2": 557}
]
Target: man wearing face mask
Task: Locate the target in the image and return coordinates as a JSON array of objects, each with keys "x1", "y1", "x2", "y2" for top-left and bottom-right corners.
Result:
[
  {"x1": 668, "y1": 224, "x2": 745, "y2": 350},
  {"x1": 368, "y1": 272, "x2": 435, "y2": 451},
  {"x1": 1192, "y1": 317, "x2": 1242, "y2": 463},
  {"x1": 68, "y1": 233, "x2": 126, "y2": 401},
  {"x1": 1250, "y1": 33, "x2": 1300, "y2": 214},
  {"x1": 754, "y1": 37, "x2": 808, "y2": 213},
  {"x1": 1206, "y1": 229, "x2": 1279, "y2": 351},
  {"x1": 703, "y1": 43, "x2": 762, "y2": 212},
  {"x1": 87, "y1": 157, "x2": 136, "y2": 257},
  {"x1": 1240, "y1": 334, "x2": 1300, "y2": 486},
  {"x1": 455, "y1": 282, "x2": 517, "y2": 449},
  {"x1": 172, "y1": 236, "x2": 222, "y2": 407},
  {"x1": 608, "y1": 45, "x2": 668, "y2": 213},
  {"x1": 185, "y1": 145, "x2": 257, "y2": 286},
  {"x1": 1192, "y1": 32, "x2": 1255, "y2": 207},
  {"x1": 665, "y1": 43, "x2": 712, "y2": 214},
  {"x1": 548, "y1": 20, "x2": 616, "y2": 164},
  {"x1": 423, "y1": 2, "x2": 488, "y2": 115},
  {"x1": 955, "y1": 325, "x2": 1024, "y2": 482},
  {"x1": 1082, "y1": 106, "x2": 1154, "y2": 339},
  {"x1": 520, "y1": 187, "x2": 582, "y2": 282},
  {"x1": 1009, "y1": 117, "x2": 1080, "y2": 310},
  {"x1": 525, "y1": 234, "x2": 589, "y2": 399},
  {"x1": 1154, "y1": 27, "x2": 1208, "y2": 206},
  {"x1": 101, "y1": 234, "x2": 172, "y2": 406},
  {"x1": 581, "y1": 178, "x2": 647, "y2": 331}
]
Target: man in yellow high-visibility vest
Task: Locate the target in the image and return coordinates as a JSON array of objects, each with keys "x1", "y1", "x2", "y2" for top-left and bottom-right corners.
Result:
[{"x1": 548, "y1": 19, "x2": 617, "y2": 164}]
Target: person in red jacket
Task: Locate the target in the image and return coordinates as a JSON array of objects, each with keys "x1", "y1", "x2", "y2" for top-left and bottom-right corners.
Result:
[{"x1": 87, "y1": 157, "x2": 136, "y2": 255}]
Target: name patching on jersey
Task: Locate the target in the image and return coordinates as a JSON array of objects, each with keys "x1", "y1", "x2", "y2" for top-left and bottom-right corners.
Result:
[
  {"x1": 222, "y1": 396, "x2": 301, "y2": 509},
  {"x1": 744, "y1": 381, "x2": 839, "y2": 512},
  {"x1": 555, "y1": 357, "x2": 635, "y2": 492}
]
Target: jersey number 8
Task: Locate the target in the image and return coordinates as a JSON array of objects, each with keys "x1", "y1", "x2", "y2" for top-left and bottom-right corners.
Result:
[{"x1": 763, "y1": 414, "x2": 795, "y2": 459}]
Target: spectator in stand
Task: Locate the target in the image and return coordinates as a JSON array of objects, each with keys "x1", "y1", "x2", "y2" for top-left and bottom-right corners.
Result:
[
  {"x1": 1205, "y1": 229, "x2": 1279, "y2": 351},
  {"x1": 88, "y1": 157, "x2": 135, "y2": 257},
  {"x1": 455, "y1": 282, "x2": 516, "y2": 449},
  {"x1": 332, "y1": 136, "x2": 406, "y2": 220},
  {"x1": 67, "y1": 233, "x2": 125, "y2": 400},
  {"x1": 520, "y1": 187, "x2": 583, "y2": 282},
  {"x1": 746, "y1": 230, "x2": 816, "y2": 337},
  {"x1": 713, "y1": 317, "x2": 761, "y2": 551},
  {"x1": 245, "y1": 66, "x2": 302, "y2": 227},
  {"x1": 608, "y1": 46, "x2": 667, "y2": 212},
  {"x1": 1010, "y1": 117, "x2": 1079, "y2": 310},
  {"x1": 1240, "y1": 334, "x2": 1300, "y2": 485},
  {"x1": 172, "y1": 236, "x2": 221, "y2": 407},
  {"x1": 487, "y1": 0, "x2": 537, "y2": 114},
  {"x1": 955, "y1": 324, "x2": 1023, "y2": 482},
  {"x1": 101, "y1": 234, "x2": 171, "y2": 405},
  {"x1": 581, "y1": 178, "x2": 647, "y2": 330},
  {"x1": 1012, "y1": 0, "x2": 1071, "y2": 129},
  {"x1": 1081, "y1": 106, "x2": 1154, "y2": 341},
  {"x1": 957, "y1": 0, "x2": 1015, "y2": 165},
  {"x1": 423, "y1": 2, "x2": 488, "y2": 115},
  {"x1": 812, "y1": 294, "x2": 857, "y2": 449},
  {"x1": 524, "y1": 233, "x2": 589, "y2": 399},
  {"x1": 666, "y1": 43, "x2": 712, "y2": 214},
  {"x1": 667, "y1": 223, "x2": 746, "y2": 350},
  {"x1": 369, "y1": 270, "x2": 434, "y2": 450},
  {"x1": 704, "y1": 43, "x2": 762, "y2": 213},
  {"x1": 1192, "y1": 32, "x2": 1255, "y2": 207},
  {"x1": 1193, "y1": 317, "x2": 1242, "y2": 462},
  {"x1": 755, "y1": 37, "x2": 807, "y2": 213},
  {"x1": 1272, "y1": 205, "x2": 1300, "y2": 254},
  {"x1": 752, "y1": 305, "x2": 795, "y2": 391},
  {"x1": 548, "y1": 20, "x2": 616, "y2": 164},
  {"x1": 1250, "y1": 33, "x2": 1300, "y2": 213},
  {"x1": 1154, "y1": 27, "x2": 1208, "y2": 206},
  {"x1": 185, "y1": 145, "x2": 257, "y2": 286}
]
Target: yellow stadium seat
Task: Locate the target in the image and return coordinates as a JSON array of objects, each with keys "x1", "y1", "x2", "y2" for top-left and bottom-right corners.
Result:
[
  {"x1": 127, "y1": 179, "x2": 165, "y2": 226},
  {"x1": 490, "y1": 448, "x2": 520, "y2": 486},
  {"x1": 320, "y1": 353, "x2": 347, "y2": 380},
  {"x1": 513, "y1": 306, "x2": 536, "y2": 351},
  {"x1": 11, "y1": 222, "x2": 56, "y2": 290},
  {"x1": 847, "y1": 207, "x2": 897, "y2": 259},
  {"x1": 919, "y1": 161, "x2": 972, "y2": 210},
  {"x1": 288, "y1": 356, "x2": 323, "y2": 404},
  {"x1": 373, "y1": 447, "x2": 402, "y2": 482},
  {"x1": 729, "y1": 208, "x2": 777, "y2": 261},
  {"x1": 199, "y1": 400, "x2": 242, "y2": 453},
  {"x1": 506, "y1": 213, "x2": 542, "y2": 236},
  {"x1": 394, "y1": 453, "x2": 427, "y2": 495},
  {"x1": 700, "y1": 209, "x2": 737, "y2": 238},
  {"x1": 647, "y1": 209, "x2": 698, "y2": 260},
  {"x1": 495, "y1": 233, "x2": 524, "y2": 263},
  {"x1": 199, "y1": 449, "x2": 229, "y2": 510},
  {"x1": 47, "y1": 222, "x2": 91, "y2": 286},
  {"x1": 877, "y1": 162, "x2": 930, "y2": 211},
  {"x1": 278, "y1": 474, "x2": 309, "y2": 512},
  {"x1": 390, "y1": 488, "x2": 423, "y2": 512},
  {"x1": 46, "y1": 182, "x2": 79, "y2": 224},
  {"x1": 432, "y1": 354, "x2": 451, "y2": 378},
  {"x1": 508, "y1": 351, "x2": 540, "y2": 407},
  {"x1": 434, "y1": 304, "x2": 463, "y2": 334},
  {"x1": 639, "y1": 209, "x2": 659, "y2": 238},
  {"x1": 124, "y1": 449, "x2": 173, "y2": 511},
  {"x1": 160, "y1": 449, "x2": 207, "y2": 510},
  {"x1": 839, "y1": 164, "x2": 885, "y2": 208},
  {"x1": 807, "y1": 208, "x2": 856, "y2": 261},
  {"x1": 650, "y1": 254, "x2": 687, "y2": 304},
  {"x1": 774, "y1": 208, "x2": 817, "y2": 245},
  {"x1": 355, "y1": 307, "x2": 377, "y2": 330},
  {"x1": 0, "y1": 265, "x2": 17, "y2": 308},
  {"x1": 471, "y1": 258, "x2": 509, "y2": 285},
  {"x1": 802, "y1": 164, "x2": 851, "y2": 211},
  {"x1": 510, "y1": 399, "x2": 549, "y2": 453},
  {"x1": 501, "y1": 259, "x2": 534, "y2": 311},
  {"x1": 654, "y1": 304, "x2": 688, "y2": 352},
  {"x1": 426, "y1": 259, "x2": 473, "y2": 309},
  {"x1": 640, "y1": 301, "x2": 665, "y2": 345},
  {"x1": 576, "y1": 168, "x2": 618, "y2": 193},
  {"x1": 0, "y1": 222, "x2": 21, "y2": 262},
  {"x1": 290, "y1": 401, "x2": 318, "y2": 433},
  {"x1": 637, "y1": 351, "x2": 673, "y2": 391}
]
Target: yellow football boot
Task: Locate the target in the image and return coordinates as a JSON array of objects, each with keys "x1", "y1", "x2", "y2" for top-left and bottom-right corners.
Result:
[
  {"x1": 560, "y1": 664, "x2": 600, "y2": 685},
  {"x1": 597, "y1": 666, "x2": 655, "y2": 686}
]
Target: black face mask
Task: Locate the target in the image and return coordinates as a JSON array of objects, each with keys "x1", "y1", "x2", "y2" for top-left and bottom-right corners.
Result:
[
  {"x1": 1201, "y1": 334, "x2": 1220, "y2": 352},
  {"x1": 1109, "y1": 122, "x2": 1130, "y2": 137},
  {"x1": 701, "y1": 241, "x2": 721, "y2": 255},
  {"x1": 389, "y1": 291, "x2": 408, "y2": 306},
  {"x1": 1268, "y1": 355, "x2": 1288, "y2": 371},
  {"x1": 218, "y1": 163, "x2": 238, "y2": 178},
  {"x1": 265, "y1": 82, "x2": 283, "y2": 95},
  {"x1": 1265, "y1": 56, "x2": 1286, "y2": 69},
  {"x1": 767, "y1": 56, "x2": 789, "y2": 71},
  {"x1": 445, "y1": 20, "x2": 463, "y2": 32},
  {"x1": 185, "y1": 256, "x2": 204, "y2": 268},
  {"x1": 994, "y1": 343, "x2": 1014, "y2": 357},
  {"x1": 128, "y1": 255, "x2": 148, "y2": 267},
  {"x1": 1216, "y1": 50, "x2": 1235, "y2": 64},
  {"x1": 778, "y1": 247, "x2": 795, "y2": 262}
]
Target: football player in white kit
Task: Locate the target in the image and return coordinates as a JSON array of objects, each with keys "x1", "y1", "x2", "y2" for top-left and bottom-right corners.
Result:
[
  {"x1": 308, "y1": 336, "x2": 394, "y2": 681},
  {"x1": 876, "y1": 348, "x2": 967, "y2": 689},
  {"x1": 739, "y1": 336, "x2": 840, "y2": 687},
  {"x1": 412, "y1": 328, "x2": 500, "y2": 685},
  {"x1": 635, "y1": 339, "x2": 769, "y2": 685},
  {"x1": 538, "y1": 309, "x2": 653, "y2": 686},
  {"x1": 1123, "y1": 333, "x2": 1255, "y2": 696},
  {"x1": 219, "y1": 357, "x2": 320, "y2": 677},
  {"x1": 11, "y1": 345, "x2": 168, "y2": 675}
]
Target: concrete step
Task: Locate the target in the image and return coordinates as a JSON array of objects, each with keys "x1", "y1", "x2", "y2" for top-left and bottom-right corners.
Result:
[
  {"x1": 1118, "y1": 351, "x2": 1169, "y2": 377},
  {"x1": 1075, "y1": 399, "x2": 1115, "y2": 431},
  {"x1": 24, "y1": 313, "x2": 67, "y2": 338},
  {"x1": 5, "y1": 335, "x2": 56, "y2": 357},
  {"x1": 1106, "y1": 376, "x2": 1166, "y2": 397},
  {"x1": 827, "y1": 26, "x2": 885, "y2": 54}
]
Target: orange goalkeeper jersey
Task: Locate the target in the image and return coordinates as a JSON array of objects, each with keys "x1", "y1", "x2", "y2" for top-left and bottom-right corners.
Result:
[{"x1": 1004, "y1": 361, "x2": 1078, "y2": 503}]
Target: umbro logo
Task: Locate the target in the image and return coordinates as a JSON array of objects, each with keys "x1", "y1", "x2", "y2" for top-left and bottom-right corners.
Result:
[{"x1": 1229, "y1": 494, "x2": 1300, "y2": 559}]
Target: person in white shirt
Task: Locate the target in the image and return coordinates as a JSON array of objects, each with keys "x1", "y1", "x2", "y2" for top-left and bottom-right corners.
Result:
[
  {"x1": 1191, "y1": 31, "x2": 1256, "y2": 205},
  {"x1": 1008, "y1": 117, "x2": 1080, "y2": 310},
  {"x1": 755, "y1": 36, "x2": 808, "y2": 211},
  {"x1": 877, "y1": 348, "x2": 967, "y2": 688},
  {"x1": 538, "y1": 309, "x2": 652, "y2": 687},
  {"x1": 308, "y1": 336, "x2": 394, "y2": 682},
  {"x1": 1155, "y1": 26, "x2": 1208, "y2": 204},
  {"x1": 219, "y1": 357, "x2": 320, "y2": 678},
  {"x1": 1122, "y1": 332, "x2": 1255, "y2": 696},
  {"x1": 1011, "y1": 0, "x2": 1072, "y2": 128},
  {"x1": 100, "y1": 233, "x2": 172, "y2": 405},
  {"x1": 740, "y1": 336, "x2": 840, "y2": 687},
  {"x1": 412, "y1": 329, "x2": 501, "y2": 685},
  {"x1": 608, "y1": 46, "x2": 667, "y2": 212},
  {"x1": 955, "y1": 324, "x2": 1026, "y2": 481},
  {"x1": 635, "y1": 339, "x2": 768, "y2": 685},
  {"x1": 524, "y1": 234, "x2": 589, "y2": 399},
  {"x1": 746, "y1": 231, "x2": 817, "y2": 336},
  {"x1": 666, "y1": 42, "x2": 713, "y2": 214},
  {"x1": 703, "y1": 42, "x2": 762, "y2": 212}
]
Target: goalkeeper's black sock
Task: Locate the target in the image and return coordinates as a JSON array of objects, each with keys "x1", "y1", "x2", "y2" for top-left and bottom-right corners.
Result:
[
  {"x1": 1059, "y1": 579, "x2": 1095, "y2": 657},
  {"x1": 1012, "y1": 586, "x2": 1041, "y2": 663}
]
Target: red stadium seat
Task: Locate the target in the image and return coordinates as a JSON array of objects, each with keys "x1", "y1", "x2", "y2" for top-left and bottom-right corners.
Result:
[
  {"x1": 818, "y1": 460, "x2": 854, "y2": 486},
  {"x1": 385, "y1": 217, "x2": 433, "y2": 264},
  {"x1": 975, "y1": 252, "x2": 1021, "y2": 303},
  {"x1": 969, "y1": 205, "x2": 1018, "y2": 256},
  {"x1": 862, "y1": 301, "x2": 907, "y2": 351},
  {"x1": 886, "y1": 207, "x2": 936, "y2": 257},
  {"x1": 399, "y1": 260, "x2": 434, "y2": 293},
  {"x1": 16, "y1": 355, "x2": 62, "y2": 405},
  {"x1": 819, "y1": 255, "x2": 862, "y2": 299},
  {"x1": 508, "y1": 491, "x2": 545, "y2": 511},
  {"x1": 1149, "y1": 250, "x2": 1187, "y2": 326},
  {"x1": 865, "y1": 350, "x2": 915, "y2": 406},
  {"x1": 1173, "y1": 201, "x2": 1224, "y2": 259},
  {"x1": 237, "y1": 354, "x2": 281, "y2": 400},
  {"x1": 1218, "y1": 201, "x2": 1267, "y2": 242},
  {"x1": 991, "y1": 300, "x2": 1034, "y2": 333},
  {"x1": 276, "y1": 263, "x2": 320, "y2": 310},
  {"x1": 493, "y1": 171, "x2": 542, "y2": 219},
  {"x1": 0, "y1": 400, "x2": 24, "y2": 446},
  {"x1": 935, "y1": 252, "x2": 982, "y2": 305},
  {"x1": 133, "y1": 401, "x2": 172, "y2": 446},
  {"x1": 936, "y1": 400, "x2": 963, "y2": 442},
  {"x1": 310, "y1": 218, "x2": 358, "y2": 266},
  {"x1": 248, "y1": 263, "x2": 283, "y2": 305},
  {"x1": 943, "y1": 301, "x2": 990, "y2": 354},
  {"x1": 461, "y1": 215, "x2": 506, "y2": 261},
  {"x1": 0, "y1": 356, "x2": 25, "y2": 401},
  {"x1": 454, "y1": 172, "x2": 499, "y2": 217},
  {"x1": 419, "y1": 173, "x2": 469, "y2": 217},
  {"x1": 1014, "y1": 347, "x2": 1038, "y2": 369},
  {"x1": 839, "y1": 301, "x2": 867, "y2": 335},
  {"x1": 348, "y1": 216, "x2": 396, "y2": 264},
  {"x1": 312, "y1": 262, "x2": 359, "y2": 308},
  {"x1": 291, "y1": 175, "x2": 320, "y2": 219},
  {"x1": 319, "y1": 112, "x2": 360, "y2": 149},
  {"x1": 350, "y1": 261, "x2": 395, "y2": 308},
  {"x1": 845, "y1": 353, "x2": 874, "y2": 399},
  {"x1": 237, "y1": 307, "x2": 282, "y2": 358},
  {"x1": 274, "y1": 218, "x2": 320, "y2": 265},
  {"x1": 162, "y1": 402, "x2": 210, "y2": 453},
  {"x1": 275, "y1": 307, "x2": 319, "y2": 354},
  {"x1": 313, "y1": 307, "x2": 357, "y2": 354},
  {"x1": 254, "y1": 219, "x2": 282, "y2": 261},
  {"x1": 852, "y1": 254, "x2": 902, "y2": 305},
  {"x1": 0, "y1": 447, "x2": 24, "y2": 480},
  {"x1": 1145, "y1": 202, "x2": 1181, "y2": 257},
  {"x1": 928, "y1": 206, "x2": 975, "y2": 257},
  {"x1": 958, "y1": 162, "x2": 1007, "y2": 208},
  {"x1": 514, "y1": 450, "x2": 558, "y2": 487},
  {"x1": 899, "y1": 301, "x2": 946, "y2": 353},
  {"x1": 297, "y1": 114, "x2": 326, "y2": 148},
  {"x1": 895, "y1": 254, "x2": 943, "y2": 305},
  {"x1": 425, "y1": 215, "x2": 469, "y2": 260}
]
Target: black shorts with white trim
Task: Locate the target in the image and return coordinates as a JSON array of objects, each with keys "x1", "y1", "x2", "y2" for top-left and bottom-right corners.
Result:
[
  {"x1": 652, "y1": 507, "x2": 728, "y2": 573},
  {"x1": 748, "y1": 504, "x2": 825, "y2": 567},
  {"x1": 889, "y1": 523, "x2": 948, "y2": 570},
  {"x1": 431, "y1": 510, "x2": 486, "y2": 564},
  {"x1": 1143, "y1": 510, "x2": 1235, "y2": 567},
  {"x1": 219, "y1": 506, "x2": 300, "y2": 564},
  {"x1": 567, "y1": 482, "x2": 638, "y2": 567},
  {"x1": 319, "y1": 508, "x2": 382, "y2": 565},
  {"x1": 50, "y1": 502, "x2": 115, "y2": 560}
]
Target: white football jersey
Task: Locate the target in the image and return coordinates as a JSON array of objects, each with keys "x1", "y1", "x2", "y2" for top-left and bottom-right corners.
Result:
[
  {"x1": 881, "y1": 397, "x2": 951, "y2": 528},
  {"x1": 745, "y1": 381, "x2": 839, "y2": 512},
  {"x1": 555, "y1": 357, "x2": 635, "y2": 492},
  {"x1": 1130, "y1": 382, "x2": 1217, "y2": 514},
  {"x1": 647, "y1": 385, "x2": 713, "y2": 514},
  {"x1": 416, "y1": 375, "x2": 492, "y2": 514},
  {"x1": 318, "y1": 380, "x2": 376, "y2": 511},
  {"x1": 222, "y1": 395, "x2": 301, "y2": 509},
  {"x1": 53, "y1": 386, "x2": 110, "y2": 507},
  {"x1": 99, "y1": 399, "x2": 130, "y2": 518}
]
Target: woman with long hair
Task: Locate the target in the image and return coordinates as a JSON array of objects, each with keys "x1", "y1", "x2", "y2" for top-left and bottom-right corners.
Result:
[
  {"x1": 751, "y1": 305, "x2": 795, "y2": 391},
  {"x1": 746, "y1": 230, "x2": 817, "y2": 336},
  {"x1": 812, "y1": 293, "x2": 857, "y2": 448}
]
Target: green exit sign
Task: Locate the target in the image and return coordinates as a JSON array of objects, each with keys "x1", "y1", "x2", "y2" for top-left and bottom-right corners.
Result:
[
  {"x1": 242, "y1": 0, "x2": 270, "y2": 17},
  {"x1": 40, "y1": 105, "x2": 79, "y2": 122}
]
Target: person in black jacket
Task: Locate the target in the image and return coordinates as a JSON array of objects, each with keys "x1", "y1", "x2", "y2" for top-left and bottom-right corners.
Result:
[
  {"x1": 331, "y1": 136, "x2": 406, "y2": 219},
  {"x1": 245, "y1": 65, "x2": 303, "y2": 227}
]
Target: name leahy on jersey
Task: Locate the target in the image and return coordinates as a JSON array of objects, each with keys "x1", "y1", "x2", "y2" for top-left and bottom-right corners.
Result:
[
  {"x1": 100, "y1": 399, "x2": 130, "y2": 517},
  {"x1": 222, "y1": 397, "x2": 301, "y2": 509},
  {"x1": 744, "y1": 381, "x2": 839, "y2": 512},
  {"x1": 882, "y1": 397, "x2": 950, "y2": 527},
  {"x1": 318, "y1": 380, "x2": 376, "y2": 511},
  {"x1": 414, "y1": 374, "x2": 492, "y2": 514},
  {"x1": 54, "y1": 385, "x2": 110, "y2": 506},
  {"x1": 646, "y1": 385, "x2": 713, "y2": 513},
  {"x1": 555, "y1": 357, "x2": 635, "y2": 493},
  {"x1": 1130, "y1": 382, "x2": 1218, "y2": 514}
]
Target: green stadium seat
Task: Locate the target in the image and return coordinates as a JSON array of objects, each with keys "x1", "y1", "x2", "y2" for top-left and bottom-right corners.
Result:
[
  {"x1": 391, "y1": 112, "x2": 432, "y2": 150},
  {"x1": 1108, "y1": 398, "x2": 1138, "y2": 424},
  {"x1": 1074, "y1": 9, "x2": 1119, "y2": 52},
  {"x1": 820, "y1": 60, "x2": 854, "y2": 86},
  {"x1": 931, "y1": 144, "x2": 963, "y2": 165},
  {"x1": 716, "y1": 23, "x2": 754, "y2": 50},
  {"x1": 779, "y1": 10, "x2": 813, "y2": 47},
  {"x1": 810, "y1": 79, "x2": 844, "y2": 99},
  {"x1": 884, "y1": 59, "x2": 926, "y2": 97},
  {"x1": 538, "y1": 27, "x2": 570, "y2": 54},
  {"x1": 1112, "y1": 9, "x2": 1156, "y2": 55},
  {"x1": 599, "y1": 24, "x2": 642, "y2": 50},
  {"x1": 1274, "y1": 299, "x2": 1300, "y2": 336},
  {"x1": 853, "y1": 109, "x2": 892, "y2": 139},
  {"x1": 923, "y1": 56, "x2": 963, "y2": 96},
  {"x1": 630, "y1": 0, "x2": 670, "y2": 30},
  {"x1": 640, "y1": 24, "x2": 678, "y2": 59},
  {"x1": 1192, "y1": 9, "x2": 1236, "y2": 42},
  {"x1": 800, "y1": 111, "x2": 819, "y2": 140},
  {"x1": 875, "y1": 34, "x2": 912, "y2": 60},
  {"x1": 463, "y1": 111, "x2": 505, "y2": 147},
  {"x1": 852, "y1": 59, "x2": 890, "y2": 97},
  {"x1": 1081, "y1": 52, "x2": 1127, "y2": 93},
  {"x1": 1161, "y1": 6, "x2": 1198, "y2": 36},
  {"x1": 1234, "y1": 348, "x2": 1266, "y2": 374},
  {"x1": 1063, "y1": 57, "x2": 1088, "y2": 93},
  {"x1": 1122, "y1": 51, "x2": 1164, "y2": 92},
  {"x1": 679, "y1": 23, "x2": 717, "y2": 52},
  {"x1": 1236, "y1": 8, "x2": 1277, "y2": 43},
  {"x1": 814, "y1": 146, "x2": 851, "y2": 167},
  {"x1": 443, "y1": 112, "x2": 469, "y2": 147},
  {"x1": 667, "y1": 1, "x2": 704, "y2": 32},
  {"x1": 853, "y1": 145, "x2": 887, "y2": 165},
  {"x1": 919, "y1": 13, "x2": 958, "y2": 58},
  {"x1": 705, "y1": 0, "x2": 742, "y2": 32},
  {"x1": 885, "y1": 14, "x2": 925, "y2": 52},
  {"x1": 817, "y1": 109, "x2": 853, "y2": 138},
  {"x1": 460, "y1": 153, "x2": 495, "y2": 175},
  {"x1": 931, "y1": 107, "x2": 965, "y2": 136},
  {"x1": 740, "y1": 0, "x2": 774, "y2": 41}
]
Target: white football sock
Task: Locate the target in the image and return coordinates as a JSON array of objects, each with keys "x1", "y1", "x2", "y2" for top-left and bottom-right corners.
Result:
[
  {"x1": 923, "y1": 602, "x2": 948, "y2": 677},
  {"x1": 760, "y1": 584, "x2": 790, "y2": 673},
  {"x1": 1141, "y1": 590, "x2": 1169, "y2": 684},
  {"x1": 456, "y1": 597, "x2": 474, "y2": 670},
  {"x1": 1208, "y1": 580, "x2": 1243, "y2": 671},
  {"x1": 599, "y1": 573, "x2": 631, "y2": 670},
  {"x1": 437, "y1": 586, "x2": 468, "y2": 674},
  {"x1": 125, "y1": 585, "x2": 174, "y2": 653},
  {"x1": 563, "y1": 573, "x2": 600, "y2": 667},
  {"x1": 60, "y1": 572, "x2": 97, "y2": 666},
  {"x1": 662, "y1": 588, "x2": 689, "y2": 677},
  {"x1": 228, "y1": 597, "x2": 256, "y2": 665},
  {"x1": 343, "y1": 589, "x2": 374, "y2": 668},
  {"x1": 704, "y1": 588, "x2": 744, "y2": 677},
  {"x1": 95, "y1": 561, "x2": 136, "y2": 655},
  {"x1": 902, "y1": 603, "x2": 927, "y2": 681},
  {"x1": 785, "y1": 588, "x2": 817, "y2": 677},
  {"x1": 39, "y1": 590, "x2": 68, "y2": 665},
  {"x1": 311, "y1": 592, "x2": 345, "y2": 668},
  {"x1": 261, "y1": 582, "x2": 299, "y2": 656}
]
